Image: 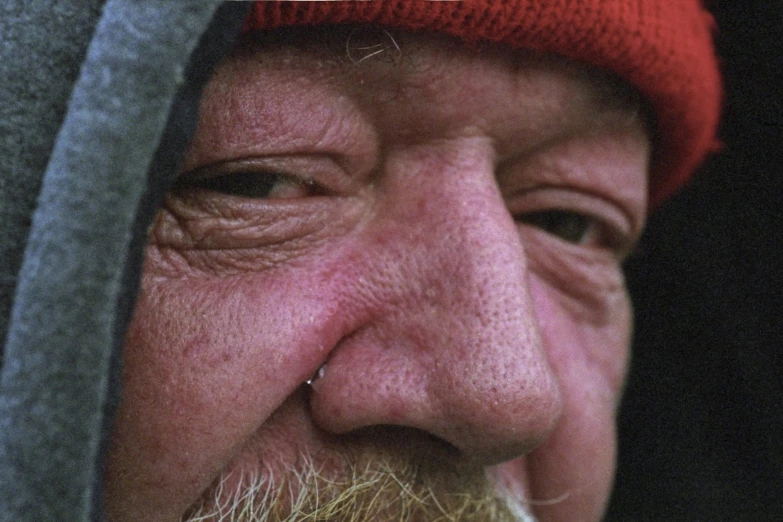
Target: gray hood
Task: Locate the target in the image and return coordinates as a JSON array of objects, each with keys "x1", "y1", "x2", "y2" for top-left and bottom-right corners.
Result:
[{"x1": 0, "y1": 2, "x2": 250, "y2": 520}]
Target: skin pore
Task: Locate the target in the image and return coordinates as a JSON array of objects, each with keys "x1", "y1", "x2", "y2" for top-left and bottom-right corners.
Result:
[{"x1": 105, "y1": 27, "x2": 650, "y2": 522}]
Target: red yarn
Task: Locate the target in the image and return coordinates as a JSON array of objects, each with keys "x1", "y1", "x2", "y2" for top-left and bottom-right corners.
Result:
[{"x1": 243, "y1": 1, "x2": 722, "y2": 208}]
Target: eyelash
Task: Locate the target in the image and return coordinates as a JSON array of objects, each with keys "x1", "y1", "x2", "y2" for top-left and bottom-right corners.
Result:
[
  {"x1": 178, "y1": 170, "x2": 323, "y2": 199},
  {"x1": 517, "y1": 210, "x2": 597, "y2": 244},
  {"x1": 515, "y1": 209, "x2": 630, "y2": 256}
]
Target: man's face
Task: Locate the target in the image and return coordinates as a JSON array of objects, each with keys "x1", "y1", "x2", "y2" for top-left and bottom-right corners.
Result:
[{"x1": 105, "y1": 28, "x2": 649, "y2": 522}]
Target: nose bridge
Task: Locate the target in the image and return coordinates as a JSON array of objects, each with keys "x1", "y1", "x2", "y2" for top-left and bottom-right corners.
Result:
[
  {"x1": 404, "y1": 151, "x2": 524, "y2": 307},
  {"x1": 309, "y1": 143, "x2": 562, "y2": 464},
  {"x1": 381, "y1": 139, "x2": 527, "y2": 297},
  {"x1": 403, "y1": 149, "x2": 562, "y2": 454},
  {"x1": 389, "y1": 155, "x2": 536, "y2": 353}
]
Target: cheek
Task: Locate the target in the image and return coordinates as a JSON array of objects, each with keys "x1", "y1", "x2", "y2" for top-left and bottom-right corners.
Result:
[
  {"x1": 535, "y1": 278, "x2": 632, "y2": 401},
  {"x1": 524, "y1": 273, "x2": 631, "y2": 522},
  {"x1": 105, "y1": 260, "x2": 351, "y2": 520}
]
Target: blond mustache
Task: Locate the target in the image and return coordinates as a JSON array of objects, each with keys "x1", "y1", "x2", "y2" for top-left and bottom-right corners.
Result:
[{"x1": 182, "y1": 454, "x2": 537, "y2": 522}]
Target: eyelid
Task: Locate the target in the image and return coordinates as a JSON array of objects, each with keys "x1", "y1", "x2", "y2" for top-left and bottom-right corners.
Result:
[
  {"x1": 507, "y1": 186, "x2": 638, "y2": 256},
  {"x1": 177, "y1": 155, "x2": 356, "y2": 196}
]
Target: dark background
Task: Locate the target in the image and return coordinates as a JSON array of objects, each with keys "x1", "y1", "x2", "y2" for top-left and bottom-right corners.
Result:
[{"x1": 606, "y1": 1, "x2": 782, "y2": 520}]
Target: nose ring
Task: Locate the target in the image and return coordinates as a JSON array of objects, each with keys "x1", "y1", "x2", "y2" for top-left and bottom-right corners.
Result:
[{"x1": 306, "y1": 364, "x2": 327, "y2": 386}]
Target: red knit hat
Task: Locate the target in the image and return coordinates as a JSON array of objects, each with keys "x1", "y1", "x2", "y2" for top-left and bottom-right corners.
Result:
[{"x1": 243, "y1": 1, "x2": 722, "y2": 208}]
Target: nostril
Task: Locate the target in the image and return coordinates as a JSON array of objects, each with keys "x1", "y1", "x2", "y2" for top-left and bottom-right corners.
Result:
[{"x1": 335, "y1": 425, "x2": 463, "y2": 460}]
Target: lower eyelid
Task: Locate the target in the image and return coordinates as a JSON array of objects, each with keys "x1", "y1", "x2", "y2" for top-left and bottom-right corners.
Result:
[
  {"x1": 151, "y1": 195, "x2": 338, "y2": 252},
  {"x1": 527, "y1": 246, "x2": 628, "y2": 327}
]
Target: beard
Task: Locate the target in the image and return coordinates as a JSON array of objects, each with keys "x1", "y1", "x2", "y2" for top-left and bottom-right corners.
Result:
[{"x1": 180, "y1": 447, "x2": 537, "y2": 522}]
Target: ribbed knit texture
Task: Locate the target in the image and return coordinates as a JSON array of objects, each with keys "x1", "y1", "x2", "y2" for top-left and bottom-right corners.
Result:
[{"x1": 244, "y1": 0, "x2": 722, "y2": 207}]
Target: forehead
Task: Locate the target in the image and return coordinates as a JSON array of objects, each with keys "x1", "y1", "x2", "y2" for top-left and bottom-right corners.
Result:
[
  {"x1": 203, "y1": 25, "x2": 648, "y2": 145},
  {"x1": 236, "y1": 24, "x2": 640, "y2": 97}
]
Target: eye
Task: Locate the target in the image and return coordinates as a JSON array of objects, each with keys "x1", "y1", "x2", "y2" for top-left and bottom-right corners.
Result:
[
  {"x1": 517, "y1": 209, "x2": 607, "y2": 247},
  {"x1": 177, "y1": 169, "x2": 323, "y2": 200}
]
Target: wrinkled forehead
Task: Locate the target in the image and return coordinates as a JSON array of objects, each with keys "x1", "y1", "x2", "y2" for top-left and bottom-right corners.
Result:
[
  {"x1": 228, "y1": 25, "x2": 649, "y2": 127},
  {"x1": 192, "y1": 25, "x2": 652, "y2": 177}
]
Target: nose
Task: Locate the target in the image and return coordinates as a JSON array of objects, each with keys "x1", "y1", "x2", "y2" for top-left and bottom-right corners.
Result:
[{"x1": 308, "y1": 143, "x2": 563, "y2": 465}]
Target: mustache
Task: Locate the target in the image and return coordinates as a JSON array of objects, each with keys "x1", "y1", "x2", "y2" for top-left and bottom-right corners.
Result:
[{"x1": 181, "y1": 451, "x2": 536, "y2": 522}]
